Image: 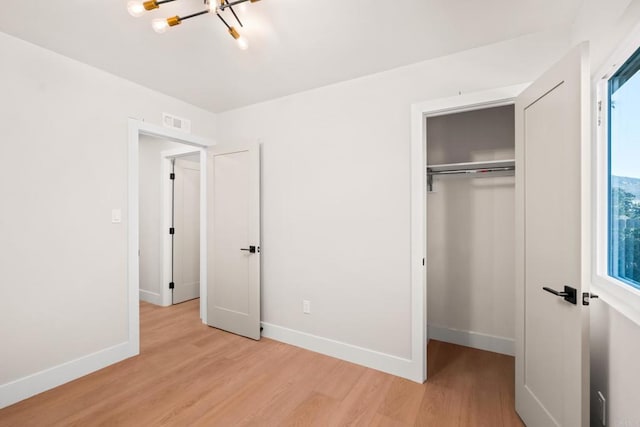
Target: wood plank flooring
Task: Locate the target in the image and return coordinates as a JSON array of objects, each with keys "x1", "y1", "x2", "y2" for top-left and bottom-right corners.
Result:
[{"x1": 0, "y1": 300, "x2": 524, "y2": 426}]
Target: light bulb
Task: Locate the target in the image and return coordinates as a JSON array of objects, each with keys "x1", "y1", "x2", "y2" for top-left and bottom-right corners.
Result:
[
  {"x1": 236, "y1": 36, "x2": 249, "y2": 50},
  {"x1": 152, "y1": 18, "x2": 170, "y2": 34},
  {"x1": 127, "y1": 0, "x2": 146, "y2": 17}
]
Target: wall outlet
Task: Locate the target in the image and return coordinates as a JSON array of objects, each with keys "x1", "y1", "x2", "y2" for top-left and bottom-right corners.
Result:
[
  {"x1": 303, "y1": 300, "x2": 311, "y2": 314},
  {"x1": 597, "y1": 391, "x2": 606, "y2": 426}
]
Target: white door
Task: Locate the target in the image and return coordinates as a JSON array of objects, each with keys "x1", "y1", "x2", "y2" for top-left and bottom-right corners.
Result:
[
  {"x1": 172, "y1": 158, "x2": 201, "y2": 304},
  {"x1": 515, "y1": 43, "x2": 590, "y2": 426},
  {"x1": 207, "y1": 143, "x2": 261, "y2": 340}
]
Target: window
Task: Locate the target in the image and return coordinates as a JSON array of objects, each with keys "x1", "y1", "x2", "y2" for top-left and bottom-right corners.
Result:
[{"x1": 608, "y1": 47, "x2": 640, "y2": 289}]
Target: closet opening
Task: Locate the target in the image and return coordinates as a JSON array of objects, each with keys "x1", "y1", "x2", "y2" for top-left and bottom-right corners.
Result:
[{"x1": 425, "y1": 104, "x2": 517, "y2": 390}]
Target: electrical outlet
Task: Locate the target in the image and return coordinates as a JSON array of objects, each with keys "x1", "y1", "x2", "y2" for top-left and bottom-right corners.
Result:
[
  {"x1": 303, "y1": 300, "x2": 311, "y2": 314},
  {"x1": 597, "y1": 391, "x2": 606, "y2": 426}
]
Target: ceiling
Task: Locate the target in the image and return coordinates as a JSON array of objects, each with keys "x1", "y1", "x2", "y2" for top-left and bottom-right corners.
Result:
[{"x1": 0, "y1": 0, "x2": 584, "y2": 113}]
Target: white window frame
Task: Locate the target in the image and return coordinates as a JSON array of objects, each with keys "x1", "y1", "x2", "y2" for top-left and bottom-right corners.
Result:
[{"x1": 593, "y1": 25, "x2": 640, "y2": 326}]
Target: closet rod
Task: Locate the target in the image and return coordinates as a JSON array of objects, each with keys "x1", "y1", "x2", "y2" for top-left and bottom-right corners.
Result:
[
  {"x1": 427, "y1": 166, "x2": 515, "y2": 176},
  {"x1": 427, "y1": 165, "x2": 515, "y2": 192}
]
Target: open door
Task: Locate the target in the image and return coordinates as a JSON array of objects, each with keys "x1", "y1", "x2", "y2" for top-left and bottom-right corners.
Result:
[
  {"x1": 515, "y1": 43, "x2": 590, "y2": 426},
  {"x1": 206, "y1": 142, "x2": 261, "y2": 340},
  {"x1": 172, "y1": 158, "x2": 201, "y2": 304}
]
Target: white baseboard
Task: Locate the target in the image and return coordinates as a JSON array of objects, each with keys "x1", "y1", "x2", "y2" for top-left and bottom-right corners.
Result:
[
  {"x1": 139, "y1": 289, "x2": 162, "y2": 305},
  {"x1": 0, "y1": 341, "x2": 137, "y2": 409},
  {"x1": 427, "y1": 325, "x2": 514, "y2": 356},
  {"x1": 261, "y1": 322, "x2": 420, "y2": 382}
]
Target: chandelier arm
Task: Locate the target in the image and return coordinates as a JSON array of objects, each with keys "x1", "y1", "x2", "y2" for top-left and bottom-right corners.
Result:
[
  {"x1": 216, "y1": 12, "x2": 232, "y2": 30},
  {"x1": 180, "y1": 9, "x2": 210, "y2": 21},
  {"x1": 225, "y1": 1, "x2": 244, "y2": 28},
  {"x1": 219, "y1": 0, "x2": 251, "y2": 10}
]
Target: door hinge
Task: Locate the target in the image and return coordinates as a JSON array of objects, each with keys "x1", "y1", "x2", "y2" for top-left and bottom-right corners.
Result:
[
  {"x1": 170, "y1": 173, "x2": 175, "y2": 180},
  {"x1": 169, "y1": 227, "x2": 175, "y2": 235},
  {"x1": 597, "y1": 100, "x2": 602, "y2": 127},
  {"x1": 169, "y1": 282, "x2": 174, "y2": 289}
]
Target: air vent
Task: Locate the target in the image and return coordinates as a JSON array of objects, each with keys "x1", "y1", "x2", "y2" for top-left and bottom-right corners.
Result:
[{"x1": 162, "y1": 113, "x2": 191, "y2": 133}]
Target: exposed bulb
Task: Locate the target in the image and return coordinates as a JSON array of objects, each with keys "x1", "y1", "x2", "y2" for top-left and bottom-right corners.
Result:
[
  {"x1": 127, "y1": 1, "x2": 146, "y2": 17},
  {"x1": 152, "y1": 18, "x2": 170, "y2": 34},
  {"x1": 236, "y1": 36, "x2": 249, "y2": 50}
]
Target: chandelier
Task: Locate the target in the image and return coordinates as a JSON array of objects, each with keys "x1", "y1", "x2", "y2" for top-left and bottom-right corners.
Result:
[{"x1": 127, "y1": 0, "x2": 261, "y2": 50}]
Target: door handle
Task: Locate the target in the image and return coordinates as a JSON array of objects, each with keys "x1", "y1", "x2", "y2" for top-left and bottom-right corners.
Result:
[
  {"x1": 240, "y1": 246, "x2": 256, "y2": 253},
  {"x1": 542, "y1": 285, "x2": 577, "y2": 305}
]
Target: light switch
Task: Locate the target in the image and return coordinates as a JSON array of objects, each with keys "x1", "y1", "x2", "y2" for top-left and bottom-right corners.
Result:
[{"x1": 111, "y1": 209, "x2": 122, "y2": 224}]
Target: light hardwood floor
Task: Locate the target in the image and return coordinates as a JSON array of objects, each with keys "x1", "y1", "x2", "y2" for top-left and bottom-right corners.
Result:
[{"x1": 0, "y1": 300, "x2": 524, "y2": 426}]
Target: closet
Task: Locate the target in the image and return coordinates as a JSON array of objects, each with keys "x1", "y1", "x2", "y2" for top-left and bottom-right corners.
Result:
[{"x1": 426, "y1": 105, "x2": 516, "y2": 357}]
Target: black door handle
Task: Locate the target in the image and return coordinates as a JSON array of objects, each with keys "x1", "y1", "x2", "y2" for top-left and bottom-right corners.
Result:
[
  {"x1": 240, "y1": 246, "x2": 256, "y2": 253},
  {"x1": 542, "y1": 285, "x2": 577, "y2": 305}
]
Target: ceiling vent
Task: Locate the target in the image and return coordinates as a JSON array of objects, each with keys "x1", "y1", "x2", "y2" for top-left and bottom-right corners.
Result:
[{"x1": 162, "y1": 113, "x2": 191, "y2": 133}]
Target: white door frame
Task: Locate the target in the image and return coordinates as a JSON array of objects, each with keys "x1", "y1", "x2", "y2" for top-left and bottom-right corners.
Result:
[
  {"x1": 128, "y1": 118, "x2": 214, "y2": 355},
  {"x1": 160, "y1": 146, "x2": 204, "y2": 308},
  {"x1": 409, "y1": 83, "x2": 528, "y2": 382}
]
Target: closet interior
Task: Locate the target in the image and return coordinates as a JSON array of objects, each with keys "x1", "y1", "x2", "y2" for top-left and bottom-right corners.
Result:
[{"x1": 426, "y1": 105, "x2": 516, "y2": 362}]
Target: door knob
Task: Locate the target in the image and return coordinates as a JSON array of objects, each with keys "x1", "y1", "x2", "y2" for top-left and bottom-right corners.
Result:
[
  {"x1": 240, "y1": 246, "x2": 256, "y2": 253},
  {"x1": 542, "y1": 285, "x2": 577, "y2": 305}
]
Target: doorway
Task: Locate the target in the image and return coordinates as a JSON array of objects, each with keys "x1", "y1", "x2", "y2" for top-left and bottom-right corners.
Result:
[
  {"x1": 139, "y1": 136, "x2": 203, "y2": 308},
  {"x1": 422, "y1": 103, "x2": 518, "y2": 422},
  {"x1": 425, "y1": 104, "x2": 516, "y2": 358},
  {"x1": 409, "y1": 84, "x2": 527, "y2": 383},
  {"x1": 127, "y1": 119, "x2": 211, "y2": 356},
  {"x1": 161, "y1": 148, "x2": 202, "y2": 306}
]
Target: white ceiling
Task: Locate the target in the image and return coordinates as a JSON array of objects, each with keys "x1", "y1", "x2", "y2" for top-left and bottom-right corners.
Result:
[{"x1": 0, "y1": 0, "x2": 583, "y2": 113}]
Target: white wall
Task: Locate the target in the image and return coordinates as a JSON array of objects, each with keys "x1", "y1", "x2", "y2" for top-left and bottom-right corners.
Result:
[
  {"x1": 572, "y1": 0, "x2": 640, "y2": 71},
  {"x1": 138, "y1": 136, "x2": 183, "y2": 304},
  {"x1": 216, "y1": 30, "x2": 571, "y2": 360},
  {"x1": 0, "y1": 31, "x2": 215, "y2": 403},
  {"x1": 426, "y1": 107, "x2": 515, "y2": 352},
  {"x1": 590, "y1": 302, "x2": 640, "y2": 426}
]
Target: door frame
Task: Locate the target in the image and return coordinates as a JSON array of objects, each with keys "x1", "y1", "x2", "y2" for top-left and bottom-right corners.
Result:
[
  {"x1": 128, "y1": 118, "x2": 214, "y2": 355},
  {"x1": 409, "y1": 83, "x2": 528, "y2": 382},
  {"x1": 160, "y1": 146, "x2": 204, "y2": 308}
]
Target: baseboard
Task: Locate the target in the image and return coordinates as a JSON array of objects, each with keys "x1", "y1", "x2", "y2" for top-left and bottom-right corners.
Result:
[
  {"x1": 427, "y1": 325, "x2": 514, "y2": 356},
  {"x1": 0, "y1": 341, "x2": 137, "y2": 409},
  {"x1": 139, "y1": 289, "x2": 162, "y2": 305},
  {"x1": 261, "y1": 322, "x2": 420, "y2": 382}
]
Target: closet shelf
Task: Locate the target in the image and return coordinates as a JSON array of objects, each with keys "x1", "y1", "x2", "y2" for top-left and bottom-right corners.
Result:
[{"x1": 426, "y1": 159, "x2": 515, "y2": 191}]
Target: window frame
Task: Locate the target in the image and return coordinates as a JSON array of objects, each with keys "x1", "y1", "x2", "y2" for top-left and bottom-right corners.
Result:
[{"x1": 593, "y1": 26, "x2": 640, "y2": 326}]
